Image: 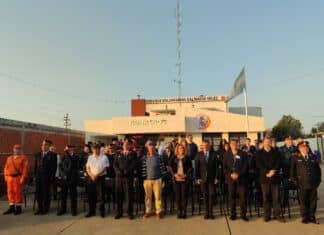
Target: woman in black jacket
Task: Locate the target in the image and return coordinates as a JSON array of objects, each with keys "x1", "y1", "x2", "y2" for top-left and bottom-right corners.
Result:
[{"x1": 170, "y1": 144, "x2": 192, "y2": 219}]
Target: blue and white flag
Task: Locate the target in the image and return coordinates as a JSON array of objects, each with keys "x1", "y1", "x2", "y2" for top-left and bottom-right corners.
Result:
[{"x1": 227, "y1": 67, "x2": 246, "y2": 102}]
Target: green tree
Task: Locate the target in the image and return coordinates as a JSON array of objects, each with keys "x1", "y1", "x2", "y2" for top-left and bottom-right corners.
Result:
[
  {"x1": 272, "y1": 115, "x2": 303, "y2": 141},
  {"x1": 311, "y1": 122, "x2": 324, "y2": 133},
  {"x1": 311, "y1": 127, "x2": 318, "y2": 134}
]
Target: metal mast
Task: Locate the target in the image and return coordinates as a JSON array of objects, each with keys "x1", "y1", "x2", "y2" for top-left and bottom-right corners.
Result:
[
  {"x1": 174, "y1": 0, "x2": 183, "y2": 106},
  {"x1": 63, "y1": 113, "x2": 71, "y2": 129}
]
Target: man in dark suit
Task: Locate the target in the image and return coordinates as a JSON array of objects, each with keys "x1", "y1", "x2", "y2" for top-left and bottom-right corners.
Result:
[
  {"x1": 195, "y1": 139, "x2": 219, "y2": 219},
  {"x1": 34, "y1": 139, "x2": 57, "y2": 215},
  {"x1": 223, "y1": 139, "x2": 249, "y2": 221},
  {"x1": 256, "y1": 137, "x2": 285, "y2": 223}
]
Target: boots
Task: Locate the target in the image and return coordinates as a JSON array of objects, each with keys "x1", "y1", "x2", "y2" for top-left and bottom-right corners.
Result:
[
  {"x1": 14, "y1": 206, "x2": 22, "y2": 215},
  {"x1": 3, "y1": 205, "x2": 15, "y2": 215}
]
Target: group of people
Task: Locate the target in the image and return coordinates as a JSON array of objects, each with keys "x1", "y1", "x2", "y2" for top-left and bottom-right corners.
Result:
[{"x1": 2, "y1": 134, "x2": 322, "y2": 225}]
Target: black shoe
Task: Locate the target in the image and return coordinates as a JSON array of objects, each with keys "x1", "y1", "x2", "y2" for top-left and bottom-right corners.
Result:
[
  {"x1": 128, "y1": 214, "x2": 134, "y2": 220},
  {"x1": 264, "y1": 217, "x2": 271, "y2": 222},
  {"x1": 230, "y1": 215, "x2": 237, "y2": 220},
  {"x1": 71, "y1": 211, "x2": 77, "y2": 216},
  {"x1": 85, "y1": 212, "x2": 94, "y2": 218},
  {"x1": 14, "y1": 206, "x2": 22, "y2": 216},
  {"x1": 277, "y1": 216, "x2": 286, "y2": 223},
  {"x1": 309, "y1": 217, "x2": 319, "y2": 224},
  {"x1": 34, "y1": 210, "x2": 43, "y2": 215},
  {"x1": 3, "y1": 205, "x2": 15, "y2": 215},
  {"x1": 210, "y1": 215, "x2": 215, "y2": 220},
  {"x1": 177, "y1": 213, "x2": 182, "y2": 219},
  {"x1": 183, "y1": 213, "x2": 187, "y2": 219},
  {"x1": 302, "y1": 218, "x2": 309, "y2": 224},
  {"x1": 41, "y1": 210, "x2": 48, "y2": 215},
  {"x1": 204, "y1": 214, "x2": 209, "y2": 220},
  {"x1": 115, "y1": 214, "x2": 122, "y2": 220},
  {"x1": 241, "y1": 215, "x2": 249, "y2": 222},
  {"x1": 57, "y1": 210, "x2": 66, "y2": 216},
  {"x1": 100, "y1": 210, "x2": 105, "y2": 218}
]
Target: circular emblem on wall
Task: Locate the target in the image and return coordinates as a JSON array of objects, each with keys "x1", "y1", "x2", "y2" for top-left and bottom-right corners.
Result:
[{"x1": 197, "y1": 114, "x2": 211, "y2": 129}]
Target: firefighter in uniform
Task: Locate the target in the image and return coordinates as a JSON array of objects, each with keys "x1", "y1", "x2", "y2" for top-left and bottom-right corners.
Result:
[
  {"x1": 290, "y1": 141, "x2": 322, "y2": 224},
  {"x1": 3, "y1": 144, "x2": 28, "y2": 215}
]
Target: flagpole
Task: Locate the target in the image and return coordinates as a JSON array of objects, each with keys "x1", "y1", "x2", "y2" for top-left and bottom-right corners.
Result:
[{"x1": 243, "y1": 83, "x2": 250, "y2": 135}]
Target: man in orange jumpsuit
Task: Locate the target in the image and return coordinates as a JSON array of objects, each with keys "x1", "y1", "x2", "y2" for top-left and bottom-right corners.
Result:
[{"x1": 3, "y1": 144, "x2": 29, "y2": 215}]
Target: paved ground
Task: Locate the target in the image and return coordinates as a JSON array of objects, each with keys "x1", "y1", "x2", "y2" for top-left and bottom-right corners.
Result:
[{"x1": 0, "y1": 167, "x2": 323, "y2": 235}]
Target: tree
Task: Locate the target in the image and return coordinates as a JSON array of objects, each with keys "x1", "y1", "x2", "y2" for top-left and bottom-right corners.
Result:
[
  {"x1": 272, "y1": 115, "x2": 303, "y2": 141},
  {"x1": 311, "y1": 122, "x2": 324, "y2": 133},
  {"x1": 311, "y1": 127, "x2": 318, "y2": 134}
]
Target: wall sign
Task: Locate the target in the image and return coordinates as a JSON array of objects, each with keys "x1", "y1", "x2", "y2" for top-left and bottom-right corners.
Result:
[{"x1": 197, "y1": 114, "x2": 211, "y2": 129}]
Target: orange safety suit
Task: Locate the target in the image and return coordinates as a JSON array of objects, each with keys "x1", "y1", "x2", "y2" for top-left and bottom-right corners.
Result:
[{"x1": 4, "y1": 155, "x2": 28, "y2": 205}]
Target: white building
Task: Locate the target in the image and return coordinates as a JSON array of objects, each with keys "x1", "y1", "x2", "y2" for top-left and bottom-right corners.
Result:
[{"x1": 84, "y1": 95, "x2": 265, "y2": 147}]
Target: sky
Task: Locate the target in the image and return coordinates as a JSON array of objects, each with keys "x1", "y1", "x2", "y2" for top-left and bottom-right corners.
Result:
[{"x1": 0, "y1": 0, "x2": 323, "y2": 132}]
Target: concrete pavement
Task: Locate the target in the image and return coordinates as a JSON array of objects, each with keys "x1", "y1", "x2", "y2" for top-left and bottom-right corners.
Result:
[{"x1": 0, "y1": 168, "x2": 323, "y2": 235}]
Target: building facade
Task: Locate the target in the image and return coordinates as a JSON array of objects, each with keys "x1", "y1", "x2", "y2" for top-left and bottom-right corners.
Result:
[{"x1": 84, "y1": 95, "x2": 265, "y2": 147}]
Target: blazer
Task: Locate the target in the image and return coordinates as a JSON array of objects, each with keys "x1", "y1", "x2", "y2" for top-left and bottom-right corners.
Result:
[
  {"x1": 34, "y1": 151, "x2": 57, "y2": 181},
  {"x1": 256, "y1": 148, "x2": 281, "y2": 184},
  {"x1": 223, "y1": 150, "x2": 248, "y2": 185},
  {"x1": 59, "y1": 152, "x2": 79, "y2": 183},
  {"x1": 113, "y1": 151, "x2": 136, "y2": 178},
  {"x1": 290, "y1": 153, "x2": 321, "y2": 189},
  {"x1": 195, "y1": 150, "x2": 219, "y2": 183},
  {"x1": 169, "y1": 155, "x2": 192, "y2": 181}
]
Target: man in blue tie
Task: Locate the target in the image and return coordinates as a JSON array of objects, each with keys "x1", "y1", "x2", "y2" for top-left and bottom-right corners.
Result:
[{"x1": 195, "y1": 140, "x2": 219, "y2": 219}]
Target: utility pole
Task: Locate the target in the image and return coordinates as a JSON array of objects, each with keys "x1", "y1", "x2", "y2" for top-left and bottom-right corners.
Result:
[
  {"x1": 63, "y1": 113, "x2": 71, "y2": 129},
  {"x1": 63, "y1": 113, "x2": 71, "y2": 145}
]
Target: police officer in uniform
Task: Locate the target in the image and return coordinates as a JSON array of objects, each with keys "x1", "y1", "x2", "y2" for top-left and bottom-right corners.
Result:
[
  {"x1": 223, "y1": 139, "x2": 249, "y2": 221},
  {"x1": 57, "y1": 145, "x2": 79, "y2": 216},
  {"x1": 34, "y1": 139, "x2": 57, "y2": 215},
  {"x1": 113, "y1": 139, "x2": 136, "y2": 220},
  {"x1": 290, "y1": 142, "x2": 321, "y2": 224}
]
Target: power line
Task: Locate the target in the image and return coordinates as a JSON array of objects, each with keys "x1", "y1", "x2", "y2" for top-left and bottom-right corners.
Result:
[{"x1": 0, "y1": 71, "x2": 127, "y2": 104}]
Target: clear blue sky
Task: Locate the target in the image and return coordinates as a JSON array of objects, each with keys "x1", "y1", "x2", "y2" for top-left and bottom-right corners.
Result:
[{"x1": 0, "y1": 0, "x2": 323, "y2": 132}]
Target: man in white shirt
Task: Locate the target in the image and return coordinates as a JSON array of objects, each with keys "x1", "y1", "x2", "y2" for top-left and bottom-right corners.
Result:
[{"x1": 85, "y1": 143, "x2": 109, "y2": 218}]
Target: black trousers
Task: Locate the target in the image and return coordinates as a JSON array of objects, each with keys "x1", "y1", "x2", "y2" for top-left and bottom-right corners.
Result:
[
  {"x1": 52, "y1": 177, "x2": 59, "y2": 200},
  {"x1": 200, "y1": 182, "x2": 215, "y2": 216},
  {"x1": 174, "y1": 181, "x2": 189, "y2": 214},
  {"x1": 105, "y1": 178, "x2": 115, "y2": 205},
  {"x1": 227, "y1": 182, "x2": 247, "y2": 216},
  {"x1": 115, "y1": 177, "x2": 133, "y2": 216},
  {"x1": 87, "y1": 176, "x2": 105, "y2": 214},
  {"x1": 298, "y1": 187, "x2": 318, "y2": 219},
  {"x1": 261, "y1": 183, "x2": 281, "y2": 218},
  {"x1": 35, "y1": 176, "x2": 51, "y2": 212},
  {"x1": 59, "y1": 179, "x2": 77, "y2": 213}
]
